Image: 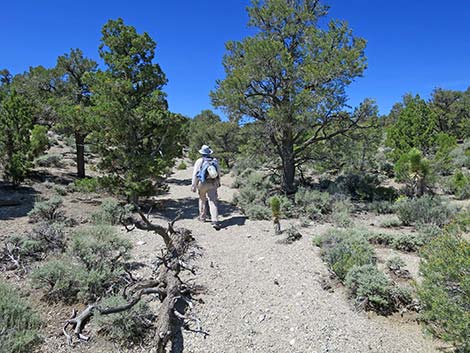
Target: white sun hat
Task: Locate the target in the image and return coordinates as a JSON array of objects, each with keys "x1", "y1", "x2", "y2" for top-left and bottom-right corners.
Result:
[{"x1": 198, "y1": 145, "x2": 213, "y2": 155}]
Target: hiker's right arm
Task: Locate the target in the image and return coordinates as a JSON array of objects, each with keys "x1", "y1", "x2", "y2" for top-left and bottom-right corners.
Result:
[{"x1": 191, "y1": 159, "x2": 202, "y2": 192}]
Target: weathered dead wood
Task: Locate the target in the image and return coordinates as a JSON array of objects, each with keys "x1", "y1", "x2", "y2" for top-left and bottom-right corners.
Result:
[{"x1": 64, "y1": 206, "x2": 202, "y2": 352}]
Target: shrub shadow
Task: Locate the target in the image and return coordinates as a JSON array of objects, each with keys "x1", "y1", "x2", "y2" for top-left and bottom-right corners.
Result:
[
  {"x1": 166, "y1": 178, "x2": 192, "y2": 186},
  {"x1": 0, "y1": 181, "x2": 38, "y2": 220}
]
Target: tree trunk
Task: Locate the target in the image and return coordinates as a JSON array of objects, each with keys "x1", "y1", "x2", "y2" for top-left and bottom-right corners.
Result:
[
  {"x1": 75, "y1": 132, "x2": 86, "y2": 179},
  {"x1": 281, "y1": 139, "x2": 296, "y2": 195}
]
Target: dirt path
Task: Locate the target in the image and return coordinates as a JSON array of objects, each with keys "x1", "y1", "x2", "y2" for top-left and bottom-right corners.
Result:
[{"x1": 146, "y1": 166, "x2": 441, "y2": 353}]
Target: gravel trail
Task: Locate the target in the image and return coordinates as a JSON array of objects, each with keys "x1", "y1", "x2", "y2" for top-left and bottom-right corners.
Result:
[{"x1": 149, "y1": 166, "x2": 441, "y2": 353}]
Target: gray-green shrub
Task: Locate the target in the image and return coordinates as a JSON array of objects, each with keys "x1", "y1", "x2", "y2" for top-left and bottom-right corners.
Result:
[
  {"x1": 315, "y1": 228, "x2": 375, "y2": 281},
  {"x1": 35, "y1": 153, "x2": 63, "y2": 168},
  {"x1": 32, "y1": 225, "x2": 132, "y2": 302},
  {"x1": 233, "y1": 171, "x2": 273, "y2": 220},
  {"x1": 394, "y1": 195, "x2": 456, "y2": 227},
  {"x1": 418, "y1": 233, "x2": 470, "y2": 352},
  {"x1": 95, "y1": 295, "x2": 154, "y2": 344},
  {"x1": 294, "y1": 187, "x2": 331, "y2": 220},
  {"x1": 331, "y1": 198, "x2": 353, "y2": 228},
  {"x1": 91, "y1": 199, "x2": 132, "y2": 225},
  {"x1": 28, "y1": 195, "x2": 64, "y2": 223},
  {"x1": 0, "y1": 283, "x2": 42, "y2": 353}
]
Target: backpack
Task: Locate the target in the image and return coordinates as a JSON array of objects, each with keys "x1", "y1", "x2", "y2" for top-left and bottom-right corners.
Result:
[{"x1": 197, "y1": 157, "x2": 219, "y2": 183}]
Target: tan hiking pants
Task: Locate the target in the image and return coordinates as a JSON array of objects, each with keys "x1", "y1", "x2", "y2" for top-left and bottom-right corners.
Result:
[{"x1": 197, "y1": 181, "x2": 219, "y2": 222}]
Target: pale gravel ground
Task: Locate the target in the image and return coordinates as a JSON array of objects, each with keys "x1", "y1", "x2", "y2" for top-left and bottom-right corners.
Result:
[{"x1": 147, "y1": 165, "x2": 442, "y2": 353}]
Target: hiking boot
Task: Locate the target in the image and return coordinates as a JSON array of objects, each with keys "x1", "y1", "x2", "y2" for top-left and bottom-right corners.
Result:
[{"x1": 212, "y1": 222, "x2": 221, "y2": 231}]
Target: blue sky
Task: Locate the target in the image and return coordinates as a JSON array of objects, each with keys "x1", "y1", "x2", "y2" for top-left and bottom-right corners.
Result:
[{"x1": 2, "y1": 0, "x2": 470, "y2": 117}]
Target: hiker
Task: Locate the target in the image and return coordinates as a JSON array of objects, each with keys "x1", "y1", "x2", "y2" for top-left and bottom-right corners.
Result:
[{"x1": 191, "y1": 145, "x2": 221, "y2": 230}]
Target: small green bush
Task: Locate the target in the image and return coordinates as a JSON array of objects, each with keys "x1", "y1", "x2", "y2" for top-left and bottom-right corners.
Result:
[
  {"x1": 70, "y1": 225, "x2": 132, "y2": 272},
  {"x1": 294, "y1": 187, "x2": 331, "y2": 220},
  {"x1": 32, "y1": 225, "x2": 132, "y2": 303},
  {"x1": 95, "y1": 295, "x2": 154, "y2": 344},
  {"x1": 315, "y1": 228, "x2": 375, "y2": 281},
  {"x1": 28, "y1": 195, "x2": 64, "y2": 223},
  {"x1": 449, "y1": 138, "x2": 470, "y2": 169},
  {"x1": 386, "y1": 256, "x2": 406, "y2": 271},
  {"x1": 91, "y1": 199, "x2": 132, "y2": 225},
  {"x1": 331, "y1": 198, "x2": 353, "y2": 228},
  {"x1": 345, "y1": 265, "x2": 396, "y2": 314},
  {"x1": 233, "y1": 171, "x2": 273, "y2": 220},
  {"x1": 394, "y1": 195, "x2": 457, "y2": 227},
  {"x1": 53, "y1": 184, "x2": 67, "y2": 196},
  {"x1": 4, "y1": 153, "x2": 31, "y2": 186},
  {"x1": 0, "y1": 284, "x2": 42, "y2": 353},
  {"x1": 35, "y1": 153, "x2": 63, "y2": 168},
  {"x1": 449, "y1": 170, "x2": 470, "y2": 200},
  {"x1": 419, "y1": 233, "x2": 470, "y2": 352},
  {"x1": 69, "y1": 177, "x2": 100, "y2": 193},
  {"x1": 391, "y1": 233, "x2": 425, "y2": 252},
  {"x1": 30, "y1": 258, "x2": 86, "y2": 303},
  {"x1": 29, "y1": 125, "x2": 49, "y2": 158},
  {"x1": 379, "y1": 216, "x2": 402, "y2": 228},
  {"x1": 394, "y1": 148, "x2": 435, "y2": 197},
  {"x1": 368, "y1": 200, "x2": 395, "y2": 215},
  {"x1": 176, "y1": 160, "x2": 187, "y2": 170}
]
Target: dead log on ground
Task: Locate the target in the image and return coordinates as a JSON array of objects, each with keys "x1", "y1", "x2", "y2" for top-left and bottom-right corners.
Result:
[{"x1": 63, "y1": 207, "x2": 205, "y2": 352}]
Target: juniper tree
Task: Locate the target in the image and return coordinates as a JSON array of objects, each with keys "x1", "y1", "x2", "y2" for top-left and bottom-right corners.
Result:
[
  {"x1": 211, "y1": 0, "x2": 371, "y2": 194},
  {"x1": 89, "y1": 19, "x2": 184, "y2": 201}
]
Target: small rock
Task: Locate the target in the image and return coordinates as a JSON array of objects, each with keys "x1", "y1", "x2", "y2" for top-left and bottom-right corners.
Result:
[
  {"x1": 289, "y1": 339, "x2": 296, "y2": 345},
  {"x1": 258, "y1": 314, "x2": 265, "y2": 322},
  {"x1": 136, "y1": 241, "x2": 146, "y2": 246},
  {"x1": 290, "y1": 327, "x2": 295, "y2": 332},
  {"x1": 274, "y1": 279, "x2": 280, "y2": 285}
]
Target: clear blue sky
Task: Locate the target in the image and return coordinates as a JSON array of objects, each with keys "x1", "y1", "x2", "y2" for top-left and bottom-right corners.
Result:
[{"x1": 2, "y1": 0, "x2": 470, "y2": 117}]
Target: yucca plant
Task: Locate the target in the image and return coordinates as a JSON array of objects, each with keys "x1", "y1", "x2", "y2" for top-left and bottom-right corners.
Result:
[{"x1": 270, "y1": 196, "x2": 281, "y2": 235}]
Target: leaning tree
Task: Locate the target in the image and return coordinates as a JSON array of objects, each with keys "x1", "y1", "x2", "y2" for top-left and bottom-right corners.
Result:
[{"x1": 211, "y1": 0, "x2": 374, "y2": 194}]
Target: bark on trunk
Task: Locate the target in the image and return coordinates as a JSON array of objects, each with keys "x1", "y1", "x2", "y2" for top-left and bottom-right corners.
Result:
[
  {"x1": 75, "y1": 132, "x2": 86, "y2": 179},
  {"x1": 281, "y1": 140, "x2": 296, "y2": 195}
]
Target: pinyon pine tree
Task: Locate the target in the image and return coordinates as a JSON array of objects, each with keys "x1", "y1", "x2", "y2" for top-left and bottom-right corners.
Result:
[{"x1": 212, "y1": 0, "x2": 373, "y2": 194}]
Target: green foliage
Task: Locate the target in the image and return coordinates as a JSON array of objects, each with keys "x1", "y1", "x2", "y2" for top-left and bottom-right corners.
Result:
[
  {"x1": 430, "y1": 88, "x2": 470, "y2": 140},
  {"x1": 394, "y1": 148, "x2": 434, "y2": 197},
  {"x1": 188, "y1": 110, "x2": 240, "y2": 167},
  {"x1": 391, "y1": 233, "x2": 425, "y2": 252},
  {"x1": 331, "y1": 198, "x2": 353, "y2": 228},
  {"x1": 28, "y1": 195, "x2": 64, "y2": 223},
  {"x1": 69, "y1": 177, "x2": 100, "y2": 193},
  {"x1": 379, "y1": 216, "x2": 401, "y2": 228},
  {"x1": 30, "y1": 258, "x2": 86, "y2": 303},
  {"x1": 433, "y1": 133, "x2": 457, "y2": 175},
  {"x1": 70, "y1": 225, "x2": 132, "y2": 272},
  {"x1": 88, "y1": 18, "x2": 185, "y2": 200},
  {"x1": 34, "y1": 153, "x2": 63, "y2": 168},
  {"x1": 176, "y1": 160, "x2": 187, "y2": 170},
  {"x1": 386, "y1": 94, "x2": 437, "y2": 161},
  {"x1": 29, "y1": 125, "x2": 49, "y2": 158},
  {"x1": 315, "y1": 228, "x2": 375, "y2": 281},
  {"x1": 32, "y1": 225, "x2": 132, "y2": 303},
  {"x1": 95, "y1": 295, "x2": 154, "y2": 344},
  {"x1": 269, "y1": 196, "x2": 281, "y2": 218},
  {"x1": 323, "y1": 173, "x2": 397, "y2": 202},
  {"x1": 211, "y1": 0, "x2": 371, "y2": 194},
  {"x1": 394, "y1": 195, "x2": 456, "y2": 227},
  {"x1": 345, "y1": 264, "x2": 412, "y2": 314},
  {"x1": 91, "y1": 199, "x2": 132, "y2": 225},
  {"x1": 368, "y1": 200, "x2": 395, "y2": 215},
  {"x1": 449, "y1": 170, "x2": 470, "y2": 200},
  {"x1": 233, "y1": 171, "x2": 273, "y2": 220},
  {"x1": 0, "y1": 283, "x2": 42, "y2": 353},
  {"x1": 419, "y1": 233, "x2": 470, "y2": 352},
  {"x1": 386, "y1": 256, "x2": 406, "y2": 270},
  {"x1": 449, "y1": 138, "x2": 470, "y2": 169},
  {"x1": 0, "y1": 90, "x2": 35, "y2": 185},
  {"x1": 294, "y1": 187, "x2": 331, "y2": 220}
]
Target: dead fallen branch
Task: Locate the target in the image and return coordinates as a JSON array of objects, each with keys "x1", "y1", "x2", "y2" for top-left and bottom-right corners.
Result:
[{"x1": 64, "y1": 207, "x2": 203, "y2": 352}]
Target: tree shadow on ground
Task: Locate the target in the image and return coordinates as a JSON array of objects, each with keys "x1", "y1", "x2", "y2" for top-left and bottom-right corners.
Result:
[
  {"x1": 147, "y1": 197, "x2": 242, "y2": 227},
  {"x1": 166, "y1": 178, "x2": 192, "y2": 186},
  {"x1": 29, "y1": 169, "x2": 76, "y2": 185},
  {"x1": 0, "y1": 181, "x2": 38, "y2": 221}
]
